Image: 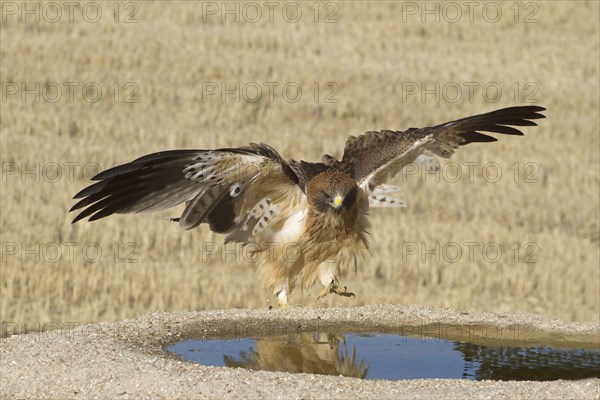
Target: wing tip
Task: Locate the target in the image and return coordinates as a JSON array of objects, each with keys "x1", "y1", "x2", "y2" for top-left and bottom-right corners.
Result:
[{"x1": 71, "y1": 213, "x2": 86, "y2": 224}]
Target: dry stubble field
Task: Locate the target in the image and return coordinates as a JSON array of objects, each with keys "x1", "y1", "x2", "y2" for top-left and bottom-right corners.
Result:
[{"x1": 0, "y1": 1, "x2": 598, "y2": 333}]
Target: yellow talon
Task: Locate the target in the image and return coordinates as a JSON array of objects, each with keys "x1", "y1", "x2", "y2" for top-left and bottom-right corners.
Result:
[
  {"x1": 333, "y1": 285, "x2": 355, "y2": 298},
  {"x1": 318, "y1": 281, "x2": 356, "y2": 300},
  {"x1": 318, "y1": 286, "x2": 330, "y2": 300}
]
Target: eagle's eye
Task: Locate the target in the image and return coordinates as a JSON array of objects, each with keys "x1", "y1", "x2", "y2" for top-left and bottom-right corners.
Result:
[{"x1": 320, "y1": 190, "x2": 332, "y2": 201}]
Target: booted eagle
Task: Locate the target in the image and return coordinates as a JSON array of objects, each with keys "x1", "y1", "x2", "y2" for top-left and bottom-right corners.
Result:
[{"x1": 71, "y1": 106, "x2": 546, "y2": 306}]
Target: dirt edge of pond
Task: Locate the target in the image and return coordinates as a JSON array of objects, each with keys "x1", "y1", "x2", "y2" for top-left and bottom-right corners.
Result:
[{"x1": 1, "y1": 305, "x2": 599, "y2": 399}]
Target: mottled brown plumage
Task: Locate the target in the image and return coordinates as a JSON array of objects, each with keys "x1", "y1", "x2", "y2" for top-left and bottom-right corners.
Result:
[
  {"x1": 71, "y1": 106, "x2": 546, "y2": 306},
  {"x1": 224, "y1": 333, "x2": 368, "y2": 378}
]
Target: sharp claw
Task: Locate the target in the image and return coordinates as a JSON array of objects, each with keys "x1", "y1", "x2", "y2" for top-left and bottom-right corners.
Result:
[
  {"x1": 318, "y1": 281, "x2": 356, "y2": 300},
  {"x1": 335, "y1": 286, "x2": 355, "y2": 298}
]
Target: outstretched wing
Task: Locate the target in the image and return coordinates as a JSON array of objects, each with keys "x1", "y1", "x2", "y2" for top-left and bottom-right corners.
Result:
[
  {"x1": 70, "y1": 143, "x2": 303, "y2": 242},
  {"x1": 341, "y1": 106, "x2": 546, "y2": 191}
]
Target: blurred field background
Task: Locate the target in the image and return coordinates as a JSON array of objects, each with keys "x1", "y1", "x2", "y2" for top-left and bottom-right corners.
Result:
[{"x1": 1, "y1": 1, "x2": 598, "y2": 332}]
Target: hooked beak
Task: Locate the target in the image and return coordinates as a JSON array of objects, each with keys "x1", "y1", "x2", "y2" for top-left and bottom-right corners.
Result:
[{"x1": 331, "y1": 195, "x2": 343, "y2": 211}]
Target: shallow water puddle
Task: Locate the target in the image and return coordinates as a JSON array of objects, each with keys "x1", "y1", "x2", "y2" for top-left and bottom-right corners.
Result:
[{"x1": 166, "y1": 332, "x2": 600, "y2": 380}]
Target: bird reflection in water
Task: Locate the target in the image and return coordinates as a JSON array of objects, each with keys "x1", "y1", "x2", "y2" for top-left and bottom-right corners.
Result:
[{"x1": 223, "y1": 333, "x2": 369, "y2": 378}]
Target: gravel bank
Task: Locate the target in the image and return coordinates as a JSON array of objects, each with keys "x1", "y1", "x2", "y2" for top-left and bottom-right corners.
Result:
[{"x1": 1, "y1": 305, "x2": 599, "y2": 399}]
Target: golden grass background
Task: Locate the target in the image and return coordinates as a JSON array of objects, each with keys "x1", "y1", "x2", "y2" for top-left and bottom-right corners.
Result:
[{"x1": 1, "y1": 1, "x2": 598, "y2": 330}]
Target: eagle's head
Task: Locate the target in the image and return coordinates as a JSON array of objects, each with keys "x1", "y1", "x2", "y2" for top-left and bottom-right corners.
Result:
[{"x1": 306, "y1": 170, "x2": 359, "y2": 215}]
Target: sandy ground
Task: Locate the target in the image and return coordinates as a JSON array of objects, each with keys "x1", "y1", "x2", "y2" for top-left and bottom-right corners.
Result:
[{"x1": 1, "y1": 305, "x2": 598, "y2": 399}]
